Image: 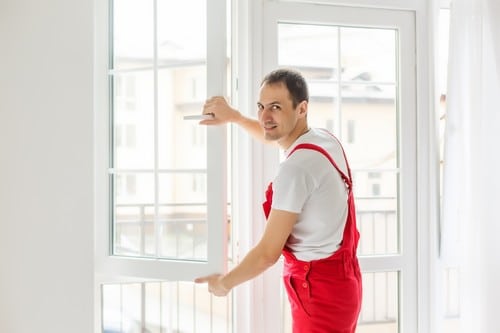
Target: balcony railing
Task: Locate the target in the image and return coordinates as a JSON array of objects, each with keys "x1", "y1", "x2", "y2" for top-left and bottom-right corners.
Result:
[{"x1": 103, "y1": 204, "x2": 459, "y2": 333}]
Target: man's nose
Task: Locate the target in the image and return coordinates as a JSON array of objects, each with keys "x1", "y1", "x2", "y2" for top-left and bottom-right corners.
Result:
[{"x1": 259, "y1": 107, "x2": 272, "y2": 120}]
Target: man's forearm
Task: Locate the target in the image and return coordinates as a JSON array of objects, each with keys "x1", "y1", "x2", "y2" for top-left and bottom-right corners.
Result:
[
  {"x1": 233, "y1": 114, "x2": 276, "y2": 145},
  {"x1": 221, "y1": 246, "x2": 278, "y2": 290}
]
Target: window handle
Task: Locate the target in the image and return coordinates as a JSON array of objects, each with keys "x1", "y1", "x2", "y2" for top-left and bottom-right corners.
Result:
[{"x1": 183, "y1": 113, "x2": 214, "y2": 120}]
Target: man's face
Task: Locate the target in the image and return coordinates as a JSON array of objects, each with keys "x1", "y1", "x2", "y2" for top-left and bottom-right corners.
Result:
[{"x1": 257, "y1": 82, "x2": 304, "y2": 147}]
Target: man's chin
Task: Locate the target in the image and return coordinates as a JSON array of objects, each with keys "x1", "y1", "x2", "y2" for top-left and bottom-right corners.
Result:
[{"x1": 264, "y1": 134, "x2": 280, "y2": 142}]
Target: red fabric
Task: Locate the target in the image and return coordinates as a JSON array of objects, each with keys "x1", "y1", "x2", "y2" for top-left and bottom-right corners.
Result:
[
  {"x1": 262, "y1": 182, "x2": 273, "y2": 218},
  {"x1": 263, "y1": 142, "x2": 362, "y2": 333}
]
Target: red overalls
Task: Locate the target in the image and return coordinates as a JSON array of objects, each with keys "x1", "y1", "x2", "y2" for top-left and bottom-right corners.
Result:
[{"x1": 263, "y1": 142, "x2": 362, "y2": 333}]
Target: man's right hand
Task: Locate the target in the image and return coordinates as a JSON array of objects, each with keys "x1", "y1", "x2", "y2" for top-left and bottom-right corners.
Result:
[{"x1": 200, "y1": 96, "x2": 241, "y2": 125}]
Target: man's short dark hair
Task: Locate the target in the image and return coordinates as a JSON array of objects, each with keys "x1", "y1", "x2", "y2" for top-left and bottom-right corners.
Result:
[{"x1": 261, "y1": 68, "x2": 309, "y2": 108}]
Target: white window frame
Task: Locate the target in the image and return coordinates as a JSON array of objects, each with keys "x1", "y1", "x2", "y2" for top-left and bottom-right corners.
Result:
[
  {"x1": 248, "y1": 1, "x2": 419, "y2": 332},
  {"x1": 92, "y1": 0, "x2": 439, "y2": 332},
  {"x1": 94, "y1": 0, "x2": 228, "y2": 285}
]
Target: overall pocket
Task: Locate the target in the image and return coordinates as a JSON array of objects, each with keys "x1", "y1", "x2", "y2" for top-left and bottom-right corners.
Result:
[{"x1": 283, "y1": 275, "x2": 311, "y2": 317}]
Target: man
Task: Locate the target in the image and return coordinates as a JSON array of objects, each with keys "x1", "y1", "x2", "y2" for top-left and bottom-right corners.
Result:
[{"x1": 195, "y1": 68, "x2": 362, "y2": 332}]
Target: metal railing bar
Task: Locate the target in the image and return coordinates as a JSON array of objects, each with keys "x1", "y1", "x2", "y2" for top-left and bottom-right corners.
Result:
[{"x1": 108, "y1": 168, "x2": 208, "y2": 174}]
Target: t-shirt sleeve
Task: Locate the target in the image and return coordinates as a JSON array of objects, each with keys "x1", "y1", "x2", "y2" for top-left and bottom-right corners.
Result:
[{"x1": 271, "y1": 161, "x2": 315, "y2": 214}]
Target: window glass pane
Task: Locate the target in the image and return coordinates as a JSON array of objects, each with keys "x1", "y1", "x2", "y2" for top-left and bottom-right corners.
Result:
[
  {"x1": 102, "y1": 283, "x2": 143, "y2": 332},
  {"x1": 112, "y1": 0, "x2": 154, "y2": 70},
  {"x1": 278, "y1": 23, "x2": 339, "y2": 78},
  {"x1": 114, "y1": 172, "x2": 155, "y2": 257},
  {"x1": 354, "y1": 172, "x2": 398, "y2": 255},
  {"x1": 158, "y1": 67, "x2": 207, "y2": 170},
  {"x1": 157, "y1": 0, "x2": 206, "y2": 63},
  {"x1": 110, "y1": 0, "x2": 210, "y2": 262},
  {"x1": 357, "y1": 271, "x2": 399, "y2": 333},
  {"x1": 157, "y1": 205, "x2": 207, "y2": 260},
  {"x1": 102, "y1": 284, "x2": 123, "y2": 332},
  {"x1": 341, "y1": 27, "x2": 396, "y2": 83},
  {"x1": 113, "y1": 72, "x2": 155, "y2": 169},
  {"x1": 341, "y1": 84, "x2": 397, "y2": 169},
  {"x1": 144, "y1": 283, "x2": 161, "y2": 333},
  {"x1": 157, "y1": 173, "x2": 207, "y2": 260},
  {"x1": 102, "y1": 281, "x2": 233, "y2": 333}
]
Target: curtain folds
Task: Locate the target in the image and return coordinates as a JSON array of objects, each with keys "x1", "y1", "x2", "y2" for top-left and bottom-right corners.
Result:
[{"x1": 441, "y1": 0, "x2": 500, "y2": 331}]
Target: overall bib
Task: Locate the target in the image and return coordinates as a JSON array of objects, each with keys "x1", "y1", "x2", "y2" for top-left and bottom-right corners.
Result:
[{"x1": 263, "y1": 142, "x2": 362, "y2": 333}]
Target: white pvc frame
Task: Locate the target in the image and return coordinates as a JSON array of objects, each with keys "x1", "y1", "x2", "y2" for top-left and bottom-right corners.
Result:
[{"x1": 94, "y1": 0, "x2": 228, "y2": 284}]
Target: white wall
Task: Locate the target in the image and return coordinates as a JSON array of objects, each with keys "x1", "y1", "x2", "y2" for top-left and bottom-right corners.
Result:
[{"x1": 0, "y1": 0, "x2": 94, "y2": 332}]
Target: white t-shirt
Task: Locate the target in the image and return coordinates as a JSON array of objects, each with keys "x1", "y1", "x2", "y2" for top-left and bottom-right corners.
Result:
[{"x1": 271, "y1": 128, "x2": 350, "y2": 261}]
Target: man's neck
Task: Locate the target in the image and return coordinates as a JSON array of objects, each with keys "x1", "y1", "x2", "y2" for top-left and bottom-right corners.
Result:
[{"x1": 278, "y1": 123, "x2": 310, "y2": 150}]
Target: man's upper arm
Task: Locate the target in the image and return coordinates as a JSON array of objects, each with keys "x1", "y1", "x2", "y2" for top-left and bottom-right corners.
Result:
[{"x1": 255, "y1": 208, "x2": 297, "y2": 261}]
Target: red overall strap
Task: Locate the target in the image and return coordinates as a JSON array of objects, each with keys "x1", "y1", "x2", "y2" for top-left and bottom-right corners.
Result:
[
  {"x1": 286, "y1": 141, "x2": 360, "y2": 256},
  {"x1": 318, "y1": 128, "x2": 354, "y2": 182},
  {"x1": 287, "y1": 143, "x2": 353, "y2": 191}
]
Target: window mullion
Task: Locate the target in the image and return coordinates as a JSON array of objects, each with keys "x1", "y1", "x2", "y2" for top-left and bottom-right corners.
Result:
[
  {"x1": 206, "y1": 0, "x2": 228, "y2": 273},
  {"x1": 153, "y1": 0, "x2": 160, "y2": 260}
]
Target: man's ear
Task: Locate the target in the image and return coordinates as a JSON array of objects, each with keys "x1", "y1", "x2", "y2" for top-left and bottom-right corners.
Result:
[{"x1": 298, "y1": 100, "x2": 308, "y2": 118}]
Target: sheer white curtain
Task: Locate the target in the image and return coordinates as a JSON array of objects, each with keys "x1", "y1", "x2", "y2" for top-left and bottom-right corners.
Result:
[{"x1": 441, "y1": 0, "x2": 500, "y2": 332}]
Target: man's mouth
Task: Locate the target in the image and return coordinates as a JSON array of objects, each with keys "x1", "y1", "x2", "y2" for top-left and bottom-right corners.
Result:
[{"x1": 263, "y1": 123, "x2": 277, "y2": 131}]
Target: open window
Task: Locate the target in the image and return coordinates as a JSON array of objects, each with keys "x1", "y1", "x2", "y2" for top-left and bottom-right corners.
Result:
[
  {"x1": 94, "y1": 0, "x2": 232, "y2": 331},
  {"x1": 97, "y1": 0, "x2": 229, "y2": 282}
]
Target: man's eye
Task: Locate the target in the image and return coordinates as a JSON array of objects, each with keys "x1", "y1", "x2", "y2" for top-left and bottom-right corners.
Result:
[{"x1": 271, "y1": 105, "x2": 280, "y2": 111}]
